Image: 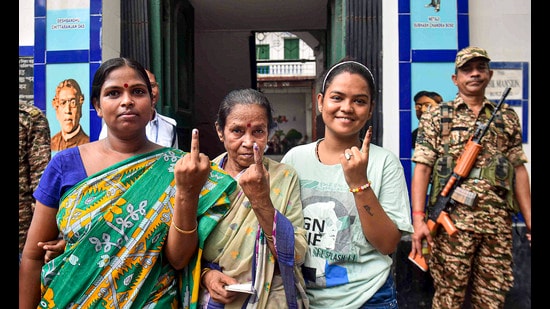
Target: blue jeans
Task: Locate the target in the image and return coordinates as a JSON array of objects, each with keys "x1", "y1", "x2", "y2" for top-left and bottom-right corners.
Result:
[{"x1": 359, "y1": 273, "x2": 398, "y2": 309}]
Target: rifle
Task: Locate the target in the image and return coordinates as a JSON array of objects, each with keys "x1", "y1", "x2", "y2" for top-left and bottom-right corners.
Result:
[{"x1": 408, "y1": 87, "x2": 511, "y2": 271}]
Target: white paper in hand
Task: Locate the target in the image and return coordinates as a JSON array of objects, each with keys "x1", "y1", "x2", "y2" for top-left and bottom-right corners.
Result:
[{"x1": 224, "y1": 282, "x2": 255, "y2": 294}]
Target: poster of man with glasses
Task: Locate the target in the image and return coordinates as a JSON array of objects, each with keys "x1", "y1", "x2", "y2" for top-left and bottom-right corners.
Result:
[{"x1": 50, "y1": 77, "x2": 89, "y2": 153}]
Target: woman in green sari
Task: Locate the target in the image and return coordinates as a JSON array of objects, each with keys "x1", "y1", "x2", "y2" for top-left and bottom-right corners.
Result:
[{"x1": 19, "y1": 58, "x2": 236, "y2": 309}]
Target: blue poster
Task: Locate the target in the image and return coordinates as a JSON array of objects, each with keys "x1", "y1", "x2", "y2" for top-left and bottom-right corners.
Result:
[
  {"x1": 46, "y1": 0, "x2": 90, "y2": 51},
  {"x1": 410, "y1": 62, "x2": 457, "y2": 130},
  {"x1": 411, "y1": 0, "x2": 458, "y2": 50}
]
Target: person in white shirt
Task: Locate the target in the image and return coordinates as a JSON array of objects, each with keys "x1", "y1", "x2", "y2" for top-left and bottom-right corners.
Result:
[{"x1": 99, "y1": 69, "x2": 179, "y2": 148}]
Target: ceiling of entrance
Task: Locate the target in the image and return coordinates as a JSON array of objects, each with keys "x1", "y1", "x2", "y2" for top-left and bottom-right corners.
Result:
[{"x1": 188, "y1": 0, "x2": 327, "y2": 31}]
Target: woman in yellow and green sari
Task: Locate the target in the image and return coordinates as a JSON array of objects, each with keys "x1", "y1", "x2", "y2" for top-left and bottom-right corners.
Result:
[
  {"x1": 198, "y1": 89, "x2": 309, "y2": 309},
  {"x1": 19, "y1": 58, "x2": 236, "y2": 309}
]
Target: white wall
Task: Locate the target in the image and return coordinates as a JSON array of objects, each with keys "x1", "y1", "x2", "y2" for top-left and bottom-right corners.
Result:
[
  {"x1": 19, "y1": 0, "x2": 34, "y2": 46},
  {"x1": 382, "y1": 0, "x2": 400, "y2": 155},
  {"x1": 468, "y1": 0, "x2": 531, "y2": 178},
  {"x1": 101, "y1": 0, "x2": 121, "y2": 60},
  {"x1": 263, "y1": 90, "x2": 310, "y2": 139}
]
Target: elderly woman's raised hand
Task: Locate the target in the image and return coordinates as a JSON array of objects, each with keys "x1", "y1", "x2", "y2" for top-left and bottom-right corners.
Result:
[{"x1": 238, "y1": 143, "x2": 271, "y2": 206}]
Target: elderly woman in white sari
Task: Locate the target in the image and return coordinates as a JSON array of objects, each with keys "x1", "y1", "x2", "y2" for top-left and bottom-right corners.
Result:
[{"x1": 198, "y1": 88, "x2": 309, "y2": 309}]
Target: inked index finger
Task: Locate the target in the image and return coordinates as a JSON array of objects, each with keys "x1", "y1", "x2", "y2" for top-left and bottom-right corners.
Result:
[
  {"x1": 361, "y1": 126, "x2": 372, "y2": 153},
  {"x1": 190, "y1": 128, "x2": 200, "y2": 158},
  {"x1": 253, "y1": 142, "x2": 263, "y2": 169}
]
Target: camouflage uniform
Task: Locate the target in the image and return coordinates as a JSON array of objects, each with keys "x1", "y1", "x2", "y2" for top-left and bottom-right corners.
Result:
[
  {"x1": 19, "y1": 101, "x2": 51, "y2": 257},
  {"x1": 412, "y1": 92, "x2": 527, "y2": 308}
]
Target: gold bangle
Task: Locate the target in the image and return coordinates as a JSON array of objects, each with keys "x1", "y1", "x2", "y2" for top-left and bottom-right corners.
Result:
[
  {"x1": 265, "y1": 233, "x2": 274, "y2": 242},
  {"x1": 172, "y1": 222, "x2": 198, "y2": 234},
  {"x1": 200, "y1": 267, "x2": 211, "y2": 289}
]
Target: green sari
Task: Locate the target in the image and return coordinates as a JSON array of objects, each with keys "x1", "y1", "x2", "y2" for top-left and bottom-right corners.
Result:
[{"x1": 40, "y1": 148, "x2": 236, "y2": 309}]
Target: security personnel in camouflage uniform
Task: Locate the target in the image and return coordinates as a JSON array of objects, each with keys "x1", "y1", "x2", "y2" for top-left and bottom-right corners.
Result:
[
  {"x1": 409, "y1": 47, "x2": 532, "y2": 309},
  {"x1": 19, "y1": 101, "x2": 51, "y2": 263}
]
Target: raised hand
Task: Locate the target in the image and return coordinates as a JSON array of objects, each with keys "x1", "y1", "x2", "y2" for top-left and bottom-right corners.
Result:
[
  {"x1": 360, "y1": 126, "x2": 373, "y2": 156},
  {"x1": 174, "y1": 128, "x2": 211, "y2": 197},
  {"x1": 238, "y1": 142, "x2": 271, "y2": 205},
  {"x1": 342, "y1": 126, "x2": 372, "y2": 188},
  {"x1": 167, "y1": 128, "x2": 208, "y2": 269}
]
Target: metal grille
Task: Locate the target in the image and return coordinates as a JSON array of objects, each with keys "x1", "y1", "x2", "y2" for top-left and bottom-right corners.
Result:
[
  {"x1": 120, "y1": 0, "x2": 151, "y2": 68},
  {"x1": 346, "y1": 0, "x2": 383, "y2": 146}
]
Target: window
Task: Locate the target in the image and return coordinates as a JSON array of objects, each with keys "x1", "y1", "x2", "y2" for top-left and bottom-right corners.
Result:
[
  {"x1": 284, "y1": 38, "x2": 299, "y2": 60},
  {"x1": 256, "y1": 44, "x2": 270, "y2": 60}
]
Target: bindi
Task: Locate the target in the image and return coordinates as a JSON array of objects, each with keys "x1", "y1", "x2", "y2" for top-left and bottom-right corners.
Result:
[
  {"x1": 124, "y1": 83, "x2": 128, "y2": 88},
  {"x1": 247, "y1": 123, "x2": 251, "y2": 127}
]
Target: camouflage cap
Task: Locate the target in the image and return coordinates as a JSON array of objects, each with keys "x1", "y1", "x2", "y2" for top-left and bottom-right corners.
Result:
[{"x1": 455, "y1": 46, "x2": 491, "y2": 69}]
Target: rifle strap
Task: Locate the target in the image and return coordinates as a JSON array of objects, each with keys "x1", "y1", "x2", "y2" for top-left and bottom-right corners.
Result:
[
  {"x1": 439, "y1": 101, "x2": 505, "y2": 152},
  {"x1": 440, "y1": 101, "x2": 453, "y2": 153},
  {"x1": 488, "y1": 104, "x2": 506, "y2": 133}
]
